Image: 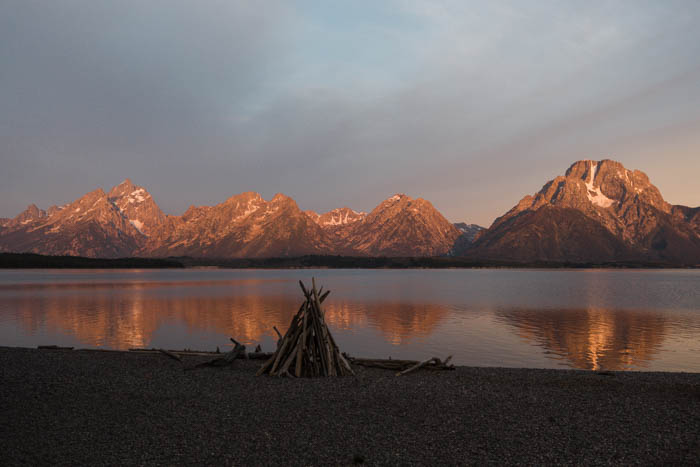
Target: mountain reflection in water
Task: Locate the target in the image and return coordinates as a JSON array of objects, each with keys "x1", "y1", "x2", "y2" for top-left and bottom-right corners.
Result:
[
  {"x1": 1, "y1": 269, "x2": 699, "y2": 371},
  {"x1": 5, "y1": 286, "x2": 449, "y2": 351},
  {"x1": 496, "y1": 308, "x2": 668, "y2": 370}
]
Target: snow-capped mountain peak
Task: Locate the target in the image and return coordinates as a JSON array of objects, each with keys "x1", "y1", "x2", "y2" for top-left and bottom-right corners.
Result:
[{"x1": 107, "y1": 180, "x2": 165, "y2": 236}]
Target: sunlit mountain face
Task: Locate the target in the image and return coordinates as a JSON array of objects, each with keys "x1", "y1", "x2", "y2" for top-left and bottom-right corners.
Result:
[
  {"x1": 0, "y1": 182, "x2": 462, "y2": 259},
  {"x1": 3, "y1": 160, "x2": 698, "y2": 263},
  {"x1": 495, "y1": 308, "x2": 669, "y2": 371},
  {"x1": 457, "y1": 159, "x2": 700, "y2": 264}
]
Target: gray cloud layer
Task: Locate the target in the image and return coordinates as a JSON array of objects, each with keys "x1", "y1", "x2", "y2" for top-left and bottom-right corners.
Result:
[{"x1": 2, "y1": 0, "x2": 699, "y2": 226}]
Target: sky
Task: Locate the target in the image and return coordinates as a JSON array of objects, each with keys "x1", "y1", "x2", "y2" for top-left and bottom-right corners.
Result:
[{"x1": 1, "y1": 0, "x2": 700, "y2": 227}]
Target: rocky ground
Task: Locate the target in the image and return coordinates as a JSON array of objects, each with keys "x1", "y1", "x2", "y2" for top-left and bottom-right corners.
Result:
[{"x1": 1, "y1": 347, "x2": 698, "y2": 466}]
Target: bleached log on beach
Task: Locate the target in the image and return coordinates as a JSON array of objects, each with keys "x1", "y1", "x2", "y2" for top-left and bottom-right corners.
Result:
[
  {"x1": 158, "y1": 348, "x2": 182, "y2": 362},
  {"x1": 352, "y1": 361, "x2": 406, "y2": 370},
  {"x1": 347, "y1": 355, "x2": 454, "y2": 374},
  {"x1": 189, "y1": 339, "x2": 246, "y2": 370},
  {"x1": 346, "y1": 357, "x2": 418, "y2": 368},
  {"x1": 129, "y1": 348, "x2": 219, "y2": 356},
  {"x1": 396, "y1": 358, "x2": 437, "y2": 376}
]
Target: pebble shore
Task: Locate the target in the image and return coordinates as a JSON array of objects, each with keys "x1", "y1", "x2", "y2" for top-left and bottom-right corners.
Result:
[{"x1": 1, "y1": 347, "x2": 698, "y2": 465}]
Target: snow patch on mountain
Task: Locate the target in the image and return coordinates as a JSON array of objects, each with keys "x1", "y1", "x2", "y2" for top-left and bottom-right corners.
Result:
[
  {"x1": 321, "y1": 209, "x2": 364, "y2": 226},
  {"x1": 585, "y1": 161, "x2": 615, "y2": 208},
  {"x1": 233, "y1": 200, "x2": 261, "y2": 221},
  {"x1": 128, "y1": 189, "x2": 147, "y2": 204},
  {"x1": 130, "y1": 219, "x2": 145, "y2": 234}
]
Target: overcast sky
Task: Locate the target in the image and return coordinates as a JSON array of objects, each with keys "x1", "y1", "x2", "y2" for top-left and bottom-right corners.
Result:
[{"x1": 2, "y1": 0, "x2": 699, "y2": 226}]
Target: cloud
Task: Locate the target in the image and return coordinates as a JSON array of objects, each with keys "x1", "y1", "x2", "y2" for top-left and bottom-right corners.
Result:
[{"x1": 1, "y1": 1, "x2": 699, "y2": 226}]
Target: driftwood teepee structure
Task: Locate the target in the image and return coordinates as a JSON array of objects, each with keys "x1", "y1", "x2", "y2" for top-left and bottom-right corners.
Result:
[{"x1": 257, "y1": 279, "x2": 354, "y2": 377}]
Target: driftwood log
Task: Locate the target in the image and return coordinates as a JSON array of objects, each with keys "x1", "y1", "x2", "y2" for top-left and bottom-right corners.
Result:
[
  {"x1": 129, "y1": 348, "x2": 221, "y2": 357},
  {"x1": 257, "y1": 279, "x2": 354, "y2": 377},
  {"x1": 128, "y1": 347, "x2": 274, "y2": 360},
  {"x1": 345, "y1": 355, "x2": 455, "y2": 375},
  {"x1": 187, "y1": 338, "x2": 247, "y2": 370},
  {"x1": 158, "y1": 348, "x2": 182, "y2": 362}
]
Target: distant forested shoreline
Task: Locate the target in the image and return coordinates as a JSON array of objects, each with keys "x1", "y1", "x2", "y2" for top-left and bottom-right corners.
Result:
[
  {"x1": 0, "y1": 252, "x2": 693, "y2": 269},
  {"x1": 176, "y1": 255, "x2": 687, "y2": 269},
  {"x1": 0, "y1": 253, "x2": 184, "y2": 269}
]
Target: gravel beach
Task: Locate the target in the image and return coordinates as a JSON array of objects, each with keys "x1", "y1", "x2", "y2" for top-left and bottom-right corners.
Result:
[{"x1": 1, "y1": 347, "x2": 698, "y2": 466}]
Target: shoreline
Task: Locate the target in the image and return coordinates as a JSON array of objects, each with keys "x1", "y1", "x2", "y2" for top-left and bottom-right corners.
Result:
[
  {"x1": 4, "y1": 345, "x2": 700, "y2": 374},
  {"x1": 2, "y1": 252, "x2": 698, "y2": 269},
  {"x1": 2, "y1": 347, "x2": 698, "y2": 465}
]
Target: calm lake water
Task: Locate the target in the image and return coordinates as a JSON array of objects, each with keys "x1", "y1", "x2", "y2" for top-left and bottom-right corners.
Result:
[{"x1": 1, "y1": 268, "x2": 699, "y2": 372}]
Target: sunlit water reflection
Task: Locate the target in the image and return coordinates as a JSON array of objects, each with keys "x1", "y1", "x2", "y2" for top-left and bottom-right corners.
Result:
[{"x1": 0, "y1": 269, "x2": 698, "y2": 371}]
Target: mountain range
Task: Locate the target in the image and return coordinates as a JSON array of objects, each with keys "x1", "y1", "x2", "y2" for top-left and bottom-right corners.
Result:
[
  {"x1": 1, "y1": 159, "x2": 699, "y2": 265},
  {"x1": 0, "y1": 180, "x2": 462, "y2": 259}
]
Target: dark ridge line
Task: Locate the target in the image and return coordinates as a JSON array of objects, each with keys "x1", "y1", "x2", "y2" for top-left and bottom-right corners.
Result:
[
  {"x1": 0, "y1": 253, "x2": 184, "y2": 269},
  {"x1": 1, "y1": 252, "x2": 697, "y2": 269},
  {"x1": 175, "y1": 255, "x2": 697, "y2": 269}
]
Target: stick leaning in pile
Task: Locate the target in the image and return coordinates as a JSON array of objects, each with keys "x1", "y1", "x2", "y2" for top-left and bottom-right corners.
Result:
[{"x1": 257, "y1": 278, "x2": 354, "y2": 377}]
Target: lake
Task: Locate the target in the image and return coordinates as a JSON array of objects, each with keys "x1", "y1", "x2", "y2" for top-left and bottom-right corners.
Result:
[{"x1": 0, "y1": 268, "x2": 699, "y2": 372}]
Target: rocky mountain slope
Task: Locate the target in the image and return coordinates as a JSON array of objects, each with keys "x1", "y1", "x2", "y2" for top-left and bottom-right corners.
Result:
[
  {"x1": 454, "y1": 223, "x2": 485, "y2": 242},
  {"x1": 107, "y1": 179, "x2": 166, "y2": 236},
  {"x1": 304, "y1": 207, "x2": 366, "y2": 238},
  {"x1": 459, "y1": 159, "x2": 700, "y2": 264},
  {"x1": 337, "y1": 194, "x2": 460, "y2": 256},
  {"x1": 305, "y1": 195, "x2": 460, "y2": 256},
  {"x1": 145, "y1": 192, "x2": 337, "y2": 258},
  {"x1": 450, "y1": 223, "x2": 485, "y2": 254},
  {"x1": 0, "y1": 185, "x2": 462, "y2": 258},
  {"x1": 4, "y1": 159, "x2": 697, "y2": 263},
  {"x1": 2, "y1": 204, "x2": 47, "y2": 231},
  {"x1": 0, "y1": 188, "x2": 145, "y2": 258}
]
